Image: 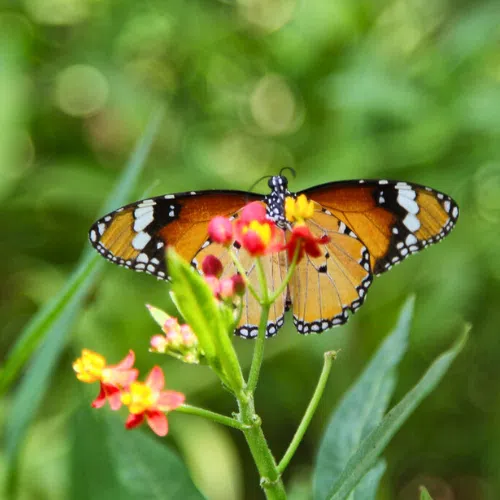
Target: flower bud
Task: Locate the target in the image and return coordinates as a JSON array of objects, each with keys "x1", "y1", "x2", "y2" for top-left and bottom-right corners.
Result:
[
  {"x1": 208, "y1": 216, "x2": 233, "y2": 245},
  {"x1": 202, "y1": 254, "x2": 223, "y2": 277}
]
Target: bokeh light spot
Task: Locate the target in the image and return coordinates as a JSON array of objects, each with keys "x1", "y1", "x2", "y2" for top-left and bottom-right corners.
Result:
[
  {"x1": 250, "y1": 74, "x2": 301, "y2": 135},
  {"x1": 474, "y1": 163, "x2": 500, "y2": 223},
  {"x1": 54, "y1": 65, "x2": 109, "y2": 117},
  {"x1": 238, "y1": 0, "x2": 297, "y2": 33},
  {"x1": 23, "y1": 0, "x2": 88, "y2": 25}
]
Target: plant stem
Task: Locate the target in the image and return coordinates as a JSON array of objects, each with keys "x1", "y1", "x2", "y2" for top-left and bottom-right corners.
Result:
[
  {"x1": 268, "y1": 244, "x2": 300, "y2": 304},
  {"x1": 247, "y1": 303, "x2": 270, "y2": 393},
  {"x1": 228, "y1": 248, "x2": 261, "y2": 303},
  {"x1": 277, "y1": 351, "x2": 337, "y2": 474},
  {"x1": 237, "y1": 392, "x2": 287, "y2": 499},
  {"x1": 177, "y1": 404, "x2": 248, "y2": 430}
]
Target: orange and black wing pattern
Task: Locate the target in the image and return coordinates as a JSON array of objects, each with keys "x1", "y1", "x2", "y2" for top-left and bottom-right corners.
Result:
[
  {"x1": 301, "y1": 180, "x2": 459, "y2": 276},
  {"x1": 89, "y1": 190, "x2": 257, "y2": 280},
  {"x1": 289, "y1": 210, "x2": 372, "y2": 334}
]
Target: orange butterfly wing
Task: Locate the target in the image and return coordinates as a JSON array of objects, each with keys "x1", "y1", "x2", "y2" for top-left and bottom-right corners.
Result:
[
  {"x1": 301, "y1": 180, "x2": 459, "y2": 275},
  {"x1": 89, "y1": 191, "x2": 258, "y2": 280},
  {"x1": 289, "y1": 209, "x2": 372, "y2": 333}
]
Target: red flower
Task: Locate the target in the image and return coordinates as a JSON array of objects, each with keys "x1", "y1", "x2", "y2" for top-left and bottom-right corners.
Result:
[
  {"x1": 285, "y1": 224, "x2": 330, "y2": 263},
  {"x1": 208, "y1": 216, "x2": 233, "y2": 246},
  {"x1": 202, "y1": 255, "x2": 223, "y2": 277},
  {"x1": 235, "y1": 202, "x2": 284, "y2": 257},
  {"x1": 73, "y1": 349, "x2": 138, "y2": 410},
  {"x1": 121, "y1": 366, "x2": 185, "y2": 436}
]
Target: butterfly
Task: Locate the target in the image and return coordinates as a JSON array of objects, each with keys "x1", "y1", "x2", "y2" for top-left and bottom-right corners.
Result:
[{"x1": 89, "y1": 175, "x2": 459, "y2": 338}]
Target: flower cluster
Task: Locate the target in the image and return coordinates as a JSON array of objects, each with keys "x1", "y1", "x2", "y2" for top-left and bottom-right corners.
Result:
[
  {"x1": 73, "y1": 349, "x2": 184, "y2": 436},
  {"x1": 147, "y1": 304, "x2": 203, "y2": 364},
  {"x1": 207, "y1": 196, "x2": 329, "y2": 264},
  {"x1": 201, "y1": 255, "x2": 245, "y2": 300}
]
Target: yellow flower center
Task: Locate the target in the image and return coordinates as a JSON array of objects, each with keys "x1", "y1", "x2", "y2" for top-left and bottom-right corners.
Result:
[
  {"x1": 285, "y1": 195, "x2": 315, "y2": 224},
  {"x1": 246, "y1": 220, "x2": 271, "y2": 245},
  {"x1": 121, "y1": 381, "x2": 157, "y2": 414},
  {"x1": 73, "y1": 349, "x2": 106, "y2": 383}
]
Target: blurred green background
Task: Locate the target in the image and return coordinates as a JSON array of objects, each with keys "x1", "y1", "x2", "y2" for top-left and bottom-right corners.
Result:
[{"x1": 1, "y1": 0, "x2": 499, "y2": 498}]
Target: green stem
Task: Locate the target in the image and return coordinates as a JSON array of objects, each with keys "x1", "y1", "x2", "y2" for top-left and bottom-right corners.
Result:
[
  {"x1": 277, "y1": 351, "x2": 337, "y2": 474},
  {"x1": 177, "y1": 404, "x2": 247, "y2": 430},
  {"x1": 268, "y1": 245, "x2": 300, "y2": 305},
  {"x1": 247, "y1": 302, "x2": 271, "y2": 393},
  {"x1": 229, "y1": 248, "x2": 261, "y2": 303},
  {"x1": 237, "y1": 392, "x2": 287, "y2": 499}
]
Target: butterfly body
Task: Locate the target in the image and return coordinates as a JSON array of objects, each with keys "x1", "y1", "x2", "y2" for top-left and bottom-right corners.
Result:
[{"x1": 89, "y1": 176, "x2": 459, "y2": 338}]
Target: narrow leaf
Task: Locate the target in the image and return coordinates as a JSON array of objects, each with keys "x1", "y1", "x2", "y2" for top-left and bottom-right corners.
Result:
[
  {"x1": 327, "y1": 325, "x2": 470, "y2": 500},
  {"x1": 167, "y1": 250, "x2": 244, "y2": 391},
  {"x1": 106, "y1": 416, "x2": 205, "y2": 499},
  {"x1": 420, "y1": 486, "x2": 433, "y2": 500},
  {"x1": 70, "y1": 403, "x2": 135, "y2": 500},
  {"x1": 352, "y1": 460, "x2": 386, "y2": 500},
  {"x1": 4, "y1": 107, "x2": 165, "y2": 482},
  {"x1": 0, "y1": 106, "x2": 165, "y2": 394},
  {"x1": 313, "y1": 297, "x2": 414, "y2": 500}
]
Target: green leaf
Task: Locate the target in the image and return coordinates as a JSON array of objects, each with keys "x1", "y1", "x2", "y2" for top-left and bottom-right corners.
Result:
[
  {"x1": 313, "y1": 297, "x2": 414, "y2": 500},
  {"x1": 3, "y1": 107, "x2": 165, "y2": 484},
  {"x1": 70, "y1": 402, "x2": 135, "y2": 500},
  {"x1": 106, "y1": 416, "x2": 205, "y2": 500},
  {"x1": 326, "y1": 325, "x2": 470, "y2": 500},
  {"x1": 419, "y1": 486, "x2": 433, "y2": 500},
  {"x1": 167, "y1": 250, "x2": 244, "y2": 392},
  {"x1": 352, "y1": 460, "x2": 386, "y2": 500}
]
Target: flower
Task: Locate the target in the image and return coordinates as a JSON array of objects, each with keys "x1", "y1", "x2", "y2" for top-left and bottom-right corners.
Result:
[
  {"x1": 235, "y1": 202, "x2": 283, "y2": 257},
  {"x1": 285, "y1": 224, "x2": 330, "y2": 263},
  {"x1": 202, "y1": 255, "x2": 223, "y2": 278},
  {"x1": 208, "y1": 216, "x2": 233, "y2": 246},
  {"x1": 285, "y1": 194, "x2": 316, "y2": 224},
  {"x1": 73, "y1": 349, "x2": 138, "y2": 410},
  {"x1": 147, "y1": 304, "x2": 202, "y2": 363},
  {"x1": 121, "y1": 366, "x2": 185, "y2": 436}
]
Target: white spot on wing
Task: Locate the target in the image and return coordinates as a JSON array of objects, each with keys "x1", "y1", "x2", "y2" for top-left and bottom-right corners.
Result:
[
  {"x1": 397, "y1": 193, "x2": 419, "y2": 214},
  {"x1": 132, "y1": 232, "x2": 151, "y2": 250},
  {"x1": 98, "y1": 223, "x2": 106, "y2": 235},
  {"x1": 403, "y1": 213, "x2": 421, "y2": 232},
  {"x1": 90, "y1": 230, "x2": 97, "y2": 242}
]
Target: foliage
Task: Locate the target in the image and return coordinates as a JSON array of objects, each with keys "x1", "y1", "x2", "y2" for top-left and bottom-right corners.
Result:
[{"x1": 0, "y1": 0, "x2": 495, "y2": 498}]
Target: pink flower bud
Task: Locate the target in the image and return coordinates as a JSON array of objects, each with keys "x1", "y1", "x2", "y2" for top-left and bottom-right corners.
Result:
[
  {"x1": 208, "y1": 216, "x2": 233, "y2": 246},
  {"x1": 204, "y1": 275, "x2": 221, "y2": 297},
  {"x1": 150, "y1": 335, "x2": 168, "y2": 353},
  {"x1": 231, "y1": 274, "x2": 246, "y2": 296},
  {"x1": 202, "y1": 254, "x2": 223, "y2": 277},
  {"x1": 218, "y1": 278, "x2": 235, "y2": 299}
]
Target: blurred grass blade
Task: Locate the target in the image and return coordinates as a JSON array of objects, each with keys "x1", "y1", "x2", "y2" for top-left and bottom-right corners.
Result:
[
  {"x1": 0, "y1": 106, "x2": 164, "y2": 395},
  {"x1": 313, "y1": 297, "x2": 414, "y2": 500},
  {"x1": 420, "y1": 486, "x2": 433, "y2": 500},
  {"x1": 326, "y1": 325, "x2": 470, "y2": 500},
  {"x1": 106, "y1": 416, "x2": 205, "y2": 499},
  {"x1": 3, "y1": 107, "x2": 164, "y2": 489},
  {"x1": 352, "y1": 460, "x2": 386, "y2": 500}
]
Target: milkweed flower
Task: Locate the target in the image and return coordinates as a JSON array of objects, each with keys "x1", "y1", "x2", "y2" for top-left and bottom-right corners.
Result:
[
  {"x1": 285, "y1": 224, "x2": 330, "y2": 263},
  {"x1": 202, "y1": 255, "x2": 224, "y2": 278},
  {"x1": 146, "y1": 304, "x2": 202, "y2": 363},
  {"x1": 208, "y1": 216, "x2": 234, "y2": 245},
  {"x1": 285, "y1": 194, "x2": 316, "y2": 224},
  {"x1": 121, "y1": 366, "x2": 185, "y2": 436},
  {"x1": 73, "y1": 349, "x2": 138, "y2": 410},
  {"x1": 235, "y1": 202, "x2": 284, "y2": 256}
]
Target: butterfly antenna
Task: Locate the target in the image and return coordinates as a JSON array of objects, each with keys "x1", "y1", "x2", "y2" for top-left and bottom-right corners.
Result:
[
  {"x1": 248, "y1": 175, "x2": 272, "y2": 192},
  {"x1": 279, "y1": 167, "x2": 296, "y2": 178}
]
